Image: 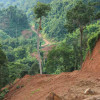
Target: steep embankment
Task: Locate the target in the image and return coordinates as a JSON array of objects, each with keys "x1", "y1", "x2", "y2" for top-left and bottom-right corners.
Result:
[
  {"x1": 4, "y1": 39, "x2": 100, "y2": 100},
  {"x1": 81, "y1": 39, "x2": 100, "y2": 74}
]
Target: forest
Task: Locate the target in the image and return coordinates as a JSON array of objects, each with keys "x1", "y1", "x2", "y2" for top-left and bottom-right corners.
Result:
[{"x1": 0, "y1": 0, "x2": 100, "y2": 100}]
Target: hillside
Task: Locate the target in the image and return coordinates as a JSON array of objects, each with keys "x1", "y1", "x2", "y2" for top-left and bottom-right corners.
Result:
[
  {"x1": 0, "y1": 0, "x2": 100, "y2": 40},
  {"x1": 3, "y1": 39, "x2": 100, "y2": 100},
  {"x1": 0, "y1": 0, "x2": 53, "y2": 7},
  {"x1": 42, "y1": 0, "x2": 100, "y2": 40},
  {"x1": 0, "y1": 0, "x2": 54, "y2": 22},
  {"x1": 0, "y1": 0, "x2": 100, "y2": 100},
  {"x1": 42, "y1": 0, "x2": 74, "y2": 40}
]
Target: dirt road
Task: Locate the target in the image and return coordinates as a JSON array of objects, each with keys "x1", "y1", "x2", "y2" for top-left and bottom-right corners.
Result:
[{"x1": 31, "y1": 26, "x2": 51, "y2": 47}]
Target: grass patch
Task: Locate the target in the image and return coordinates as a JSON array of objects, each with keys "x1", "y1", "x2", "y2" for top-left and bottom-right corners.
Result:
[
  {"x1": 90, "y1": 58, "x2": 93, "y2": 60},
  {"x1": 31, "y1": 88, "x2": 40, "y2": 94}
]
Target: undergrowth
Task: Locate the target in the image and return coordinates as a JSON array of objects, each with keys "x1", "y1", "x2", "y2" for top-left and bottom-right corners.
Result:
[
  {"x1": 31, "y1": 88, "x2": 40, "y2": 94},
  {"x1": 87, "y1": 32, "x2": 100, "y2": 53},
  {"x1": 0, "y1": 88, "x2": 9, "y2": 100}
]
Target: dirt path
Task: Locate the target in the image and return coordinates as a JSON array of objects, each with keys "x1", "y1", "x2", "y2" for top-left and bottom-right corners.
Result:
[
  {"x1": 31, "y1": 25, "x2": 55, "y2": 60},
  {"x1": 31, "y1": 25, "x2": 51, "y2": 47}
]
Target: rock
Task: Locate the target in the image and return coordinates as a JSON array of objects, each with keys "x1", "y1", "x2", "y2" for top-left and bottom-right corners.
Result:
[
  {"x1": 96, "y1": 78, "x2": 100, "y2": 81},
  {"x1": 84, "y1": 88, "x2": 95, "y2": 95},
  {"x1": 46, "y1": 92, "x2": 62, "y2": 100}
]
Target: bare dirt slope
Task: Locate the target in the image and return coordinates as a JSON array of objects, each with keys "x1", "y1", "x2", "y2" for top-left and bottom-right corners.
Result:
[
  {"x1": 81, "y1": 39, "x2": 100, "y2": 74},
  {"x1": 4, "y1": 39, "x2": 100, "y2": 100}
]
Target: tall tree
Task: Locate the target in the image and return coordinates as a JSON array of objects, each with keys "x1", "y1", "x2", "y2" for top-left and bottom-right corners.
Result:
[
  {"x1": 0, "y1": 44, "x2": 8, "y2": 90},
  {"x1": 65, "y1": 1, "x2": 100, "y2": 66},
  {"x1": 33, "y1": 2, "x2": 51, "y2": 74}
]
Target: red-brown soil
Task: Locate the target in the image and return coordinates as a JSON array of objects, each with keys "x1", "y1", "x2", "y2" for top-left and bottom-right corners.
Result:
[
  {"x1": 22, "y1": 30, "x2": 32, "y2": 39},
  {"x1": 4, "y1": 39, "x2": 100, "y2": 100}
]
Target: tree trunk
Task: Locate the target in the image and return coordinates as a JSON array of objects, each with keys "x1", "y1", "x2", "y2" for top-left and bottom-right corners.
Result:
[
  {"x1": 74, "y1": 45, "x2": 77, "y2": 70},
  {"x1": 16, "y1": 25, "x2": 18, "y2": 40},
  {"x1": 80, "y1": 27, "x2": 83, "y2": 67},
  {"x1": 37, "y1": 17, "x2": 42, "y2": 74},
  {"x1": 39, "y1": 17, "x2": 42, "y2": 30}
]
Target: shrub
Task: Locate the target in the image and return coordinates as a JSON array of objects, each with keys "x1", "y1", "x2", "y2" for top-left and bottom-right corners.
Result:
[
  {"x1": 16, "y1": 85, "x2": 20, "y2": 89},
  {"x1": 20, "y1": 70, "x2": 28, "y2": 78},
  {"x1": 0, "y1": 88, "x2": 9, "y2": 100}
]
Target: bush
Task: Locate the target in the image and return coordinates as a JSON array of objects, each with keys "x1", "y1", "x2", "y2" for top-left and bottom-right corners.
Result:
[
  {"x1": 20, "y1": 70, "x2": 28, "y2": 78},
  {"x1": 28, "y1": 62, "x2": 39, "y2": 75},
  {"x1": 16, "y1": 85, "x2": 20, "y2": 89}
]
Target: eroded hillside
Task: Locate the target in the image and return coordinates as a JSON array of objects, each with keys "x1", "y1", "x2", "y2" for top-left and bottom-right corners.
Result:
[{"x1": 3, "y1": 39, "x2": 100, "y2": 100}]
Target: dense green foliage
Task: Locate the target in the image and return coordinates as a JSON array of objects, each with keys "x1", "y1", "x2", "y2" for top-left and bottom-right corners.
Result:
[
  {"x1": 0, "y1": 6, "x2": 29, "y2": 37},
  {"x1": 1, "y1": 0, "x2": 100, "y2": 40},
  {"x1": 0, "y1": 0, "x2": 53, "y2": 22},
  {"x1": 45, "y1": 43, "x2": 78, "y2": 74},
  {"x1": 66, "y1": 1, "x2": 95, "y2": 33},
  {"x1": 34, "y1": 2, "x2": 51, "y2": 19},
  {"x1": 0, "y1": 45, "x2": 9, "y2": 90},
  {"x1": 0, "y1": 6, "x2": 42, "y2": 85},
  {"x1": 42, "y1": 0, "x2": 72, "y2": 40},
  {"x1": 42, "y1": 0, "x2": 100, "y2": 40},
  {"x1": 65, "y1": 0, "x2": 100, "y2": 66},
  {"x1": 44, "y1": 20, "x2": 100, "y2": 74},
  {"x1": 1, "y1": 33, "x2": 42, "y2": 82}
]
